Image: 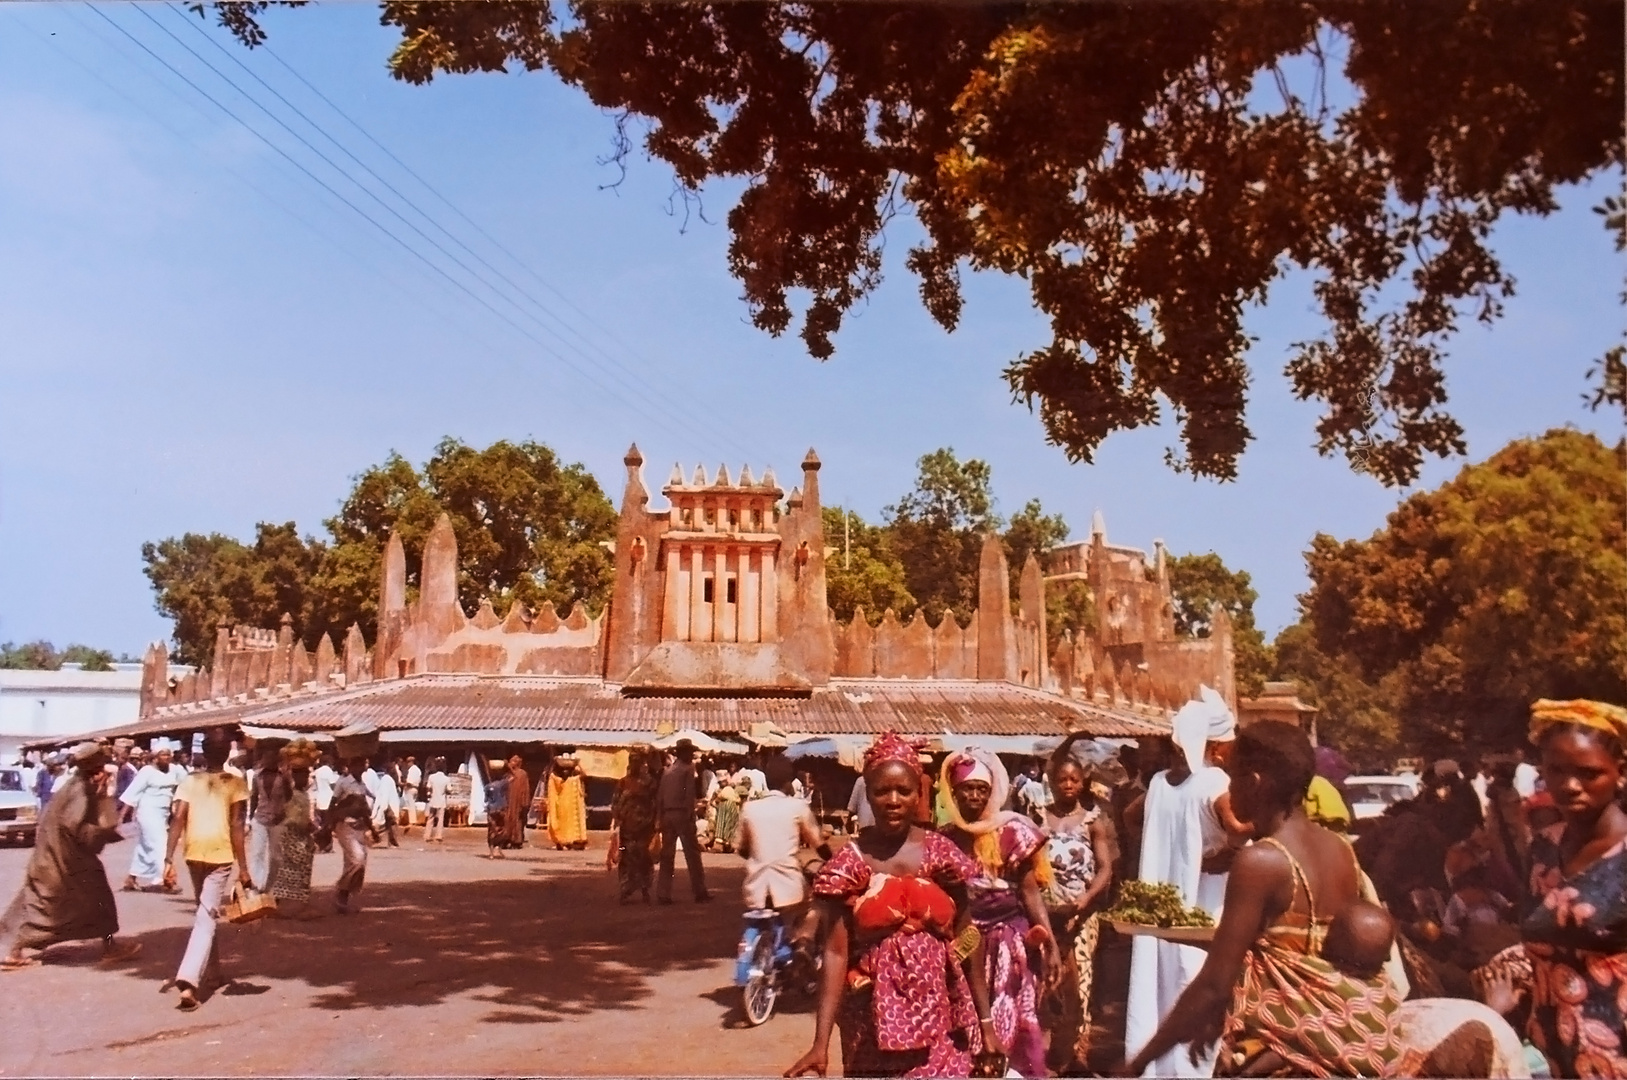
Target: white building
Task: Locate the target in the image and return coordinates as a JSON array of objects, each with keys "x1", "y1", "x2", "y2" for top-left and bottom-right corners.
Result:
[{"x1": 0, "y1": 663, "x2": 189, "y2": 761}]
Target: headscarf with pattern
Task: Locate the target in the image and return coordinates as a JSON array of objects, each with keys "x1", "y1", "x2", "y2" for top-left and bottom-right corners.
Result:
[
  {"x1": 862, "y1": 731, "x2": 925, "y2": 778},
  {"x1": 1529, "y1": 699, "x2": 1627, "y2": 748}
]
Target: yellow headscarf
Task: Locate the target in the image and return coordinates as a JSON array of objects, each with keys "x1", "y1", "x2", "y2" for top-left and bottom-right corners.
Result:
[{"x1": 1529, "y1": 699, "x2": 1627, "y2": 746}]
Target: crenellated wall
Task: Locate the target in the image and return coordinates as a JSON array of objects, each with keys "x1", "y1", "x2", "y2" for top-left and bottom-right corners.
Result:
[{"x1": 139, "y1": 447, "x2": 1234, "y2": 720}]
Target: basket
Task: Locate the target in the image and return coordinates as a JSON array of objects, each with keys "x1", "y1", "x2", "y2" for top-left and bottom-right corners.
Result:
[
  {"x1": 222, "y1": 882, "x2": 278, "y2": 924},
  {"x1": 1106, "y1": 919, "x2": 1215, "y2": 944}
]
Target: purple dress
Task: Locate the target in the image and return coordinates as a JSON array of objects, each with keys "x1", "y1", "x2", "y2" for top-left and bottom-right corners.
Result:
[{"x1": 955, "y1": 815, "x2": 1049, "y2": 1078}]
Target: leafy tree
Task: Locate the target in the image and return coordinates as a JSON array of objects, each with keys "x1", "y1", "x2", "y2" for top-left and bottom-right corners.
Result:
[
  {"x1": 0, "y1": 641, "x2": 116, "y2": 672},
  {"x1": 141, "y1": 523, "x2": 327, "y2": 667},
  {"x1": 1303, "y1": 428, "x2": 1627, "y2": 752},
  {"x1": 822, "y1": 506, "x2": 916, "y2": 624},
  {"x1": 143, "y1": 438, "x2": 618, "y2": 664},
  {"x1": 884, "y1": 448, "x2": 1000, "y2": 627},
  {"x1": 207, "y1": 1, "x2": 1624, "y2": 484},
  {"x1": 1271, "y1": 620, "x2": 1400, "y2": 770},
  {"x1": 1045, "y1": 579, "x2": 1096, "y2": 658},
  {"x1": 1167, "y1": 552, "x2": 1273, "y2": 696},
  {"x1": 1584, "y1": 194, "x2": 1626, "y2": 417},
  {"x1": 1003, "y1": 498, "x2": 1068, "y2": 594}
]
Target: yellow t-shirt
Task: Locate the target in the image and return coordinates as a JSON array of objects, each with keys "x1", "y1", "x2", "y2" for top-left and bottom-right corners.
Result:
[
  {"x1": 1304, "y1": 774, "x2": 1351, "y2": 826},
  {"x1": 174, "y1": 772, "x2": 248, "y2": 865}
]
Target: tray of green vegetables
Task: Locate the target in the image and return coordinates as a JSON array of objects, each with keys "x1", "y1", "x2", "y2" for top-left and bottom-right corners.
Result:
[{"x1": 1104, "y1": 881, "x2": 1217, "y2": 943}]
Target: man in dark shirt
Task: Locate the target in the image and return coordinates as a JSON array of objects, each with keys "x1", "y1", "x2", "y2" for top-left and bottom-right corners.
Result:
[{"x1": 655, "y1": 740, "x2": 710, "y2": 904}]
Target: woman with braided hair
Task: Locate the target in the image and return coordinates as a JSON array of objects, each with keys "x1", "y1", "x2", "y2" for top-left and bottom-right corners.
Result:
[{"x1": 787, "y1": 732, "x2": 1001, "y2": 1079}]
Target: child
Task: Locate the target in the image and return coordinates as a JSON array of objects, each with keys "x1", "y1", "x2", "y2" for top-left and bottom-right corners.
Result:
[{"x1": 1236, "y1": 902, "x2": 1397, "y2": 1077}]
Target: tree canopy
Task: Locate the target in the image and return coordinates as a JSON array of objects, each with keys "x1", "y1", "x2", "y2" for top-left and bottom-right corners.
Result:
[
  {"x1": 142, "y1": 437, "x2": 617, "y2": 664},
  {"x1": 208, "y1": 1, "x2": 1623, "y2": 484},
  {"x1": 1300, "y1": 427, "x2": 1627, "y2": 753},
  {"x1": 0, "y1": 641, "x2": 121, "y2": 672},
  {"x1": 1166, "y1": 552, "x2": 1272, "y2": 696}
]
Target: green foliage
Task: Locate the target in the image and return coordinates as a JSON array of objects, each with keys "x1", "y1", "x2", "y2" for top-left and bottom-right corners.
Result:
[
  {"x1": 822, "y1": 507, "x2": 916, "y2": 624},
  {"x1": 884, "y1": 448, "x2": 1001, "y2": 628},
  {"x1": 1167, "y1": 552, "x2": 1272, "y2": 696},
  {"x1": 1585, "y1": 195, "x2": 1626, "y2": 418},
  {"x1": 1045, "y1": 579, "x2": 1095, "y2": 657},
  {"x1": 209, "y1": 1, "x2": 1625, "y2": 484},
  {"x1": 1004, "y1": 499, "x2": 1069, "y2": 599},
  {"x1": 0, "y1": 641, "x2": 118, "y2": 672},
  {"x1": 143, "y1": 438, "x2": 617, "y2": 666},
  {"x1": 1270, "y1": 621, "x2": 1400, "y2": 770},
  {"x1": 141, "y1": 523, "x2": 327, "y2": 668},
  {"x1": 1303, "y1": 428, "x2": 1627, "y2": 752}
]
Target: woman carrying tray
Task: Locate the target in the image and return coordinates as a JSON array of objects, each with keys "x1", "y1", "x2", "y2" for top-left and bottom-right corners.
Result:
[{"x1": 1117, "y1": 720, "x2": 1405, "y2": 1078}]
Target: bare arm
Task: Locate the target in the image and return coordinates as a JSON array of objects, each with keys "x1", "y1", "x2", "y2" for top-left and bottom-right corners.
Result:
[
  {"x1": 1017, "y1": 857, "x2": 1062, "y2": 988},
  {"x1": 165, "y1": 800, "x2": 189, "y2": 867},
  {"x1": 947, "y1": 880, "x2": 1001, "y2": 1054},
  {"x1": 230, "y1": 800, "x2": 250, "y2": 886},
  {"x1": 1124, "y1": 844, "x2": 1285, "y2": 1075},
  {"x1": 787, "y1": 899, "x2": 849, "y2": 1076},
  {"x1": 1078, "y1": 813, "x2": 1118, "y2": 913}
]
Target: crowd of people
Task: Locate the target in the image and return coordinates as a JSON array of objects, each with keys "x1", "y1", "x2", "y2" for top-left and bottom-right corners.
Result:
[{"x1": 0, "y1": 692, "x2": 1622, "y2": 1079}]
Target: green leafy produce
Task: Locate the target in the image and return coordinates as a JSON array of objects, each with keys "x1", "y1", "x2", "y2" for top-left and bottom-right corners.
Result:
[{"x1": 1105, "y1": 881, "x2": 1215, "y2": 929}]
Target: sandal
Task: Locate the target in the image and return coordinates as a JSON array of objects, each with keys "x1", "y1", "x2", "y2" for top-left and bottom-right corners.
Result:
[
  {"x1": 1, "y1": 956, "x2": 40, "y2": 972},
  {"x1": 177, "y1": 995, "x2": 199, "y2": 1012},
  {"x1": 100, "y1": 941, "x2": 143, "y2": 964}
]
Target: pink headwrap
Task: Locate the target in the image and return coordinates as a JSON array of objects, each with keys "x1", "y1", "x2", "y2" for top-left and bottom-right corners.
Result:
[
  {"x1": 863, "y1": 731, "x2": 925, "y2": 777},
  {"x1": 941, "y1": 747, "x2": 1020, "y2": 837}
]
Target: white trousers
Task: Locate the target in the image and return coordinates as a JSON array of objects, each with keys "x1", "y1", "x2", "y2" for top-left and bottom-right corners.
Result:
[{"x1": 176, "y1": 862, "x2": 232, "y2": 990}]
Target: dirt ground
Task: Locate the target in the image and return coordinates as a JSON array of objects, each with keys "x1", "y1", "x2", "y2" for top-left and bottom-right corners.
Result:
[{"x1": 0, "y1": 828, "x2": 823, "y2": 1077}]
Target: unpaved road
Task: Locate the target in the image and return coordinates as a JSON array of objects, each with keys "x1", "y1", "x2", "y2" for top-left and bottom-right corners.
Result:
[{"x1": 0, "y1": 829, "x2": 825, "y2": 1076}]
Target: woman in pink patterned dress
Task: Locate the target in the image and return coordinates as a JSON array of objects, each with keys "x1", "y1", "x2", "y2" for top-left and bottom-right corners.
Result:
[
  {"x1": 787, "y1": 733, "x2": 1001, "y2": 1079},
  {"x1": 939, "y1": 747, "x2": 1060, "y2": 1078}
]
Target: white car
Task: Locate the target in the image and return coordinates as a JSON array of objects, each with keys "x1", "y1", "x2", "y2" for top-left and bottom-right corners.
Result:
[
  {"x1": 0, "y1": 767, "x2": 39, "y2": 845},
  {"x1": 1344, "y1": 774, "x2": 1419, "y2": 826}
]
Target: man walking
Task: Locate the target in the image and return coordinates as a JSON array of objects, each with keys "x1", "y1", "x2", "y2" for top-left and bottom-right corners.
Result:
[
  {"x1": 164, "y1": 733, "x2": 249, "y2": 1011},
  {"x1": 400, "y1": 756, "x2": 422, "y2": 835},
  {"x1": 247, "y1": 747, "x2": 290, "y2": 892},
  {"x1": 328, "y1": 759, "x2": 375, "y2": 914},
  {"x1": 656, "y1": 739, "x2": 711, "y2": 904},
  {"x1": 2, "y1": 742, "x2": 142, "y2": 969}
]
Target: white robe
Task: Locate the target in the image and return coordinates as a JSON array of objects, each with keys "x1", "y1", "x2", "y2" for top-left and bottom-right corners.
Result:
[
  {"x1": 119, "y1": 764, "x2": 183, "y2": 884},
  {"x1": 1125, "y1": 765, "x2": 1232, "y2": 1078}
]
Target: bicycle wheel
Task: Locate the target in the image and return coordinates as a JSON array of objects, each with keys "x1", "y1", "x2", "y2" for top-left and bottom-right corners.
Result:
[{"x1": 741, "y1": 933, "x2": 779, "y2": 1026}]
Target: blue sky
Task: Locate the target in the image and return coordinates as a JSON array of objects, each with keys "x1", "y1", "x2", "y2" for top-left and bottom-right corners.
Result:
[{"x1": 1, "y1": 3, "x2": 1621, "y2": 657}]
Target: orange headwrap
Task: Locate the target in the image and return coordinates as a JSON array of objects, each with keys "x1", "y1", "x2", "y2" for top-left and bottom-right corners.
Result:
[{"x1": 1529, "y1": 699, "x2": 1627, "y2": 746}]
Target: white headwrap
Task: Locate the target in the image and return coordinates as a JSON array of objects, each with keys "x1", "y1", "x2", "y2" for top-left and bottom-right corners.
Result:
[
  {"x1": 941, "y1": 747, "x2": 1019, "y2": 836},
  {"x1": 1171, "y1": 684, "x2": 1235, "y2": 773},
  {"x1": 1201, "y1": 685, "x2": 1237, "y2": 742}
]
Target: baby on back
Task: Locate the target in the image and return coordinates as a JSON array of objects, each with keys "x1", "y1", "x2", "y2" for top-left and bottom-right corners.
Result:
[
  {"x1": 1234, "y1": 900, "x2": 1397, "y2": 1077},
  {"x1": 1322, "y1": 899, "x2": 1397, "y2": 980}
]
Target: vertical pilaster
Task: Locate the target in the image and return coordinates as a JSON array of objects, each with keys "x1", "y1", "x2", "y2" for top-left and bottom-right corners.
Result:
[
  {"x1": 714, "y1": 547, "x2": 732, "y2": 642},
  {"x1": 665, "y1": 546, "x2": 684, "y2": 641},
  {"x1": 740, "y1": 549, "x2": 761, "y2": 643},
  {"x1": 761, "y1": 549, "x2": 778, "y2": 642},
  {"x1": 690, "y1": 545, "x2": 710, "y2": 642}
]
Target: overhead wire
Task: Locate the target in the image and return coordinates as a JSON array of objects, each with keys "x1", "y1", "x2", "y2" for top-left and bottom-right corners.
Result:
[
  {"x1": 148, "y1": 4, "x2": 723, "y2": 457},
  {"x1": 27, "y1": 6, "x2": 580, "y2": 415},
  {"x1": 84, "y1": 3, "x2": 712, "y2": 453},
  {"x1": 162, "y1": 3, "x2": 752, "y2": 464},
  {"x1": 247, "y1": 29, "x2": 763, "y2": 458}
]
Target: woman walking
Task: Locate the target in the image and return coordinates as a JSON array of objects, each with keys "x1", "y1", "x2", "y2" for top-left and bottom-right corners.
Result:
[
  {"x1": 1041, "y1": 732, "x2": 1118, "y2": 1075},
  {"x1": 939, "y1": 747, "x2": 1059, "y2": 1079},
  {"x1": 610, "y1": 746, "x2": 659, "y2": 904},
  {"x1": 547, "y1": 752, "x2": 588, "y2": 851},
  {"x1": 786, "y1": 731, "x2": 1000, "y2": 1079},
  {"x1": 1520, "y1": 699, "x2": 1627, "y2": 1079},
  {"x1": 119, "y1": 739, "x2": 184, "y2": 893},
  {"x1": 270, "y1": 740, "x2": 319, "y2": 919},
  {"x1": 713, "y1": 770, "x2": 744, "y2": 853},
  {"x1": 485, "y1": 766, "x2": 510, "y2": 859}
]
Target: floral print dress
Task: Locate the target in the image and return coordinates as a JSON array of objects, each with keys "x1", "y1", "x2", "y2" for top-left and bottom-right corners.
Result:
[
  {"x1": 956, "y1": 816, "x2": 1049, "y2": 1078},
  {"x1": 1523, "y1": 832, "x2": 1627, "y2": 1079},
  {"x1": 814, "y1": 831, "x2": 984, "y2": 1078}
]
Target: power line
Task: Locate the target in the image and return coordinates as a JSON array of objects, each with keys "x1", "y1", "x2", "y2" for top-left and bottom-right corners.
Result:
[
  {"x1": 26, "y1": 7, "x2": 584, "y2": 413},
  {"x1": 85, "y1": 4, "x2": 704, "y2": 450},
  {"x1": 251, "y1": 33, "x2": 742, "y2": 443},
  {"x1": 135, "y1": 5, "x2": 715, "y2": 454},
  {"x1": 165, "y1": 4, "x2": 745, "y2": 462}
]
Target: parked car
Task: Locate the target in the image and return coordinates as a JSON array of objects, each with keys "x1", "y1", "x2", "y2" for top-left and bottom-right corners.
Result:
[
  {"x1": 1344, "y1": 774, "x2": 1419, "y2": 830},
  {"x1": 0, "y1": 767, "x2": 38, "y2": 845}
]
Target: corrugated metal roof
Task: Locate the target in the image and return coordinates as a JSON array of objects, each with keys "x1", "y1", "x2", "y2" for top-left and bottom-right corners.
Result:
[{"x1": 30, "y1": 674, "x2": 1170, "y2": 748}]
